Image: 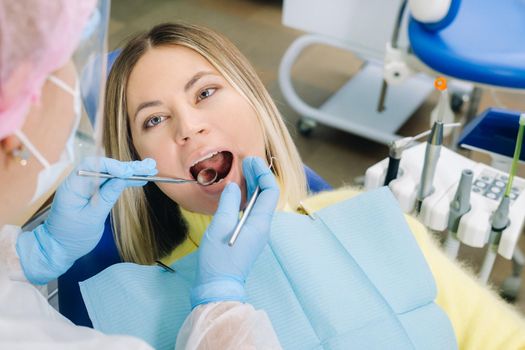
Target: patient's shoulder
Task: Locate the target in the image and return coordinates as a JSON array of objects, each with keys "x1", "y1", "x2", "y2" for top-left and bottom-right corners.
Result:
[
  {"x1": 300, "y1": 186, "x2": 362, "y2": 212},
  {"x1": 301, "y1": 188, "x2": 433, "y2": 247}
]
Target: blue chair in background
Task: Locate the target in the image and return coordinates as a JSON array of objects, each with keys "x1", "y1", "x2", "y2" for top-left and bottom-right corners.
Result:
[
  {"x1": 408, "y1": 0, "x2": 525, "y2": 90},
  {"x1": 61, "y1": 46, "x2": 333, "y2": 326},
  {"x1": 407, "y1": 0, "x2": 525, "y2": 123}
]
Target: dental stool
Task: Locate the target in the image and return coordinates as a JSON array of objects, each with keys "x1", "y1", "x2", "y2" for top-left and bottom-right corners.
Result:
[
  {"x1": 58, "y1": 165, "x2": 332, "y2": 327},
  {"x1": 407, "y1": 0, "x2": 525, "y2": 298}
]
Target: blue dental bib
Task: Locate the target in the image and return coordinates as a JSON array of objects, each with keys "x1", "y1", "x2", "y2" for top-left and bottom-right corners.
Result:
[{"x1": 80, "y1": 188, "x2": 457, "y2": 349}]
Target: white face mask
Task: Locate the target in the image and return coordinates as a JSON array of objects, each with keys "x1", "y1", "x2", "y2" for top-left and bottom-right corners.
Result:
[{"x1": 14, "y1": 75, "x2": 81, "y2": 205}]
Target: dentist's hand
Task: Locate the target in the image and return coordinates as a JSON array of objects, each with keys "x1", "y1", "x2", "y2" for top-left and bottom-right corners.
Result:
[
  {"x1": 190, "y1": 157, "x2": 280, "y2": 308},
  {"x1": 17, "y1": 157, "x2": 157, "y2": 285}
]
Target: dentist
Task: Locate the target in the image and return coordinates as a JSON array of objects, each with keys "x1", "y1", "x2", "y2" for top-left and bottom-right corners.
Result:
[{"x1": 0, "y1": 1, "x2": 281, "y2": 349}]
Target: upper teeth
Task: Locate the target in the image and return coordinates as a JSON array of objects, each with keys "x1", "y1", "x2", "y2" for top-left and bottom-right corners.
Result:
[{"x1": 191, "y1": 151, "x2": 219, "y2": 167}]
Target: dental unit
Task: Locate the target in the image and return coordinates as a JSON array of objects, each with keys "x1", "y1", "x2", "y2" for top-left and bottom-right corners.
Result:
[
  {"x1": 444, "y1": 169, "x2": 473, "y2": 259},
  {"x1": 384, "y1": 122, "x2": 460, "y2": 186},
  {"x1": 478, "y1": 114, "x2": 525, "y2": 284},
  {"x1": 416, "y1": 77, "x2": 447, "y2": 213}
]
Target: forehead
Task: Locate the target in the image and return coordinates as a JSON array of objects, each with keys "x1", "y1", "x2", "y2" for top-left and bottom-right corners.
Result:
[{"x1": 127, "y1": 45, "x2": 219, "y2": 98}]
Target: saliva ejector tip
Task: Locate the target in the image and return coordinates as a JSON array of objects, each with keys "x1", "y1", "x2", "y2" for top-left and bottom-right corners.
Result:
[{"x1": 434, "y1": 77, "x2": 447, "y2": 91}]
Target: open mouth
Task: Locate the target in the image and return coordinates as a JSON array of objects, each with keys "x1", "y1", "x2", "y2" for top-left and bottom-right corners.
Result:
[{"x1": 189, "y1": 151, "x2": 234, "y2": 184}]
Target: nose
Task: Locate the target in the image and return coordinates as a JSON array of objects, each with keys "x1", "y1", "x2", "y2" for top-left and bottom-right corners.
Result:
[{"x1": 174, "y1": 112, "x2": 209, "y2": 145}]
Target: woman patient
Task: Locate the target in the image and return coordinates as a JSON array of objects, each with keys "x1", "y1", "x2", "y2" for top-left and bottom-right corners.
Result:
[{"x1": 102, "y1": 23, "x2": 525, "y2": 349}]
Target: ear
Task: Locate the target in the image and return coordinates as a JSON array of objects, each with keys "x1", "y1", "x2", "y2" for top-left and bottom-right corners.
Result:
[
  {"x1": 0, "y1": 134, "x2": 23, "y2": 167},
  {"x1": 0, "y1": 134, "x2": 23, "y2": 154}
]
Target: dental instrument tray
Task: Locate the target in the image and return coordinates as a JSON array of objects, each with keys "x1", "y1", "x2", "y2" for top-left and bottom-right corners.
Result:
[{"x1": 365, "y1": 143, "x2": 525, "y2": 260}]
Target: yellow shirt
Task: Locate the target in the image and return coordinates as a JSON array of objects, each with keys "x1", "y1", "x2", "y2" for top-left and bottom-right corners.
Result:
[{"x1": 163, "y1": 187, "x2": 525, "y2": 350}]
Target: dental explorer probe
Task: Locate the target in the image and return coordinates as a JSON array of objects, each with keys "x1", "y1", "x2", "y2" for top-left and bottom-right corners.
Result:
[
  {"x1": 416, "y1": 77, "x2": 448, "y2": 213},
  {"x1": 479, "y1": 113, "x2": 525, "y2": 284},
  {"x1": 229, "y1": 157, "x2": 276, "y2": 246},
  {"x1": 228, "y1": 186, "x2": 260, "y2": 246},
  {"x1": 384, "y1": 123, "x2": 461, "y2": 186},
  {"x1": 77, "y1": 167, "x2": 218, "y2": 186},
  {"x1": 444, "y1": 169, "x2": 473, "y2": 259}
]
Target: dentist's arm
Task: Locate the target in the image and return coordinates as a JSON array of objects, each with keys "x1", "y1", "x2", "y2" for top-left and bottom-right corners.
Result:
[
  {"x1": 176, "y1": 157, "x2": 282, "y2": 350},
  {"x1": 15, "y1": 157, "x2": 157, "y2": 285},
  {"x1": 0, "y1": 157, "x2": 157, "y2": 349}
]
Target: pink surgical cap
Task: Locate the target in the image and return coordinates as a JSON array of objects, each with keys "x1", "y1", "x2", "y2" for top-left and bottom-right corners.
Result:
[{"x1": 0, "y1": 0, "x2": 96, "y2": 139}]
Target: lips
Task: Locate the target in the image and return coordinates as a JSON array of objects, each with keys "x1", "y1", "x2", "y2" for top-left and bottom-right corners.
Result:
[{"x1": 189, "y1": 150, "x2": 234, "y2": 184}]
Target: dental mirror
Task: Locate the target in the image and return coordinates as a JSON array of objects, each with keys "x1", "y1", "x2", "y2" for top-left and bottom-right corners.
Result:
[
  {"x1": 77, "y1": 167, "x2": 218, "y2": 186},
  {"x1": 196, "y1": 167, "x2": 218, "y2": 186}
]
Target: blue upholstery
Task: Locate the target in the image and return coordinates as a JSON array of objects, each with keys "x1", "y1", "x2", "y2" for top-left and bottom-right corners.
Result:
[
  {"x1": 58, "y1": 217, "x2": 121, "y2": 327},
  {"x1": 408, "y1": 0, "x2": 525, "y2": 89},
  {"x1": 58, "y1": 166, "x2": 332, "y2": 326},
  {"x1": 303, "y1": 164, "x2": 333, "y2": 193}
]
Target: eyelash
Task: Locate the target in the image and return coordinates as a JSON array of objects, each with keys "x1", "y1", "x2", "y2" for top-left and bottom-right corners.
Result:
[
  {"x1": 197, "y1": 87, "x2": 217, "y2": 102},
  {"x1": 144, "y1": 115, "x2": 167, "y2": 129},
  {"x1": 143, "y1": 87, "x2": 218, "y2": 129}
]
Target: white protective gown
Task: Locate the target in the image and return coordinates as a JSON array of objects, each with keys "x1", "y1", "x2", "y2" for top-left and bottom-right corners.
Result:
[{"x1": 0, "y1": 225, "x2": 281, "y2": 350}]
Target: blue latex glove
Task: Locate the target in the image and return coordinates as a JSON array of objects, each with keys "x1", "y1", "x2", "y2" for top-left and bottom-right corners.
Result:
[
  {"x1": 16, "y1": 157, "x2": 157, "y2": 285},
  {"x1": 190, "y1": 157, "x2": 280, "y2": 308}
]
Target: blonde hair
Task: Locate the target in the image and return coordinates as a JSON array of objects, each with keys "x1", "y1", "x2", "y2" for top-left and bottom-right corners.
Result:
[{"x1": 104, "y1": 23, "x2": 307, "y2": 264}]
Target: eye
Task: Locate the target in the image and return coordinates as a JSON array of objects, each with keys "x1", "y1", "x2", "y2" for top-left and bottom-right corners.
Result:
[
  {"x1": 144, "y1": 115, "x2": 167, "y2": 129},
  {"x1": 197, "y1": 87, "x2": 217, "y2": 102}
]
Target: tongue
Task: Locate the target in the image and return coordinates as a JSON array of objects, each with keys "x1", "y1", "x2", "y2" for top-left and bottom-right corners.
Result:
[
  {"x1": 196, "y1": 152, "x2": 225, "y2": 172},
  {"x1": 191, "y1": 151, "x2": 233, "y2": 181}
]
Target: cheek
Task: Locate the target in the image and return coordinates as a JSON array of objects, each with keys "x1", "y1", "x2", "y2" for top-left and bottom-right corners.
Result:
[
  {"x1": 158, "y1": 183, "x2": 218, "y2": 215},
  {"x1": 132, "y1": 131, "x2": 179, "y2": 173},
  {"x1": 225, "y1": 104, "x2": 266, "y2": 156},
  {"x1": 157, "y1": 183, "x2": 191, "y2": 203},
  {"x1": 239, "y1": 117, "x2": 266, "y2": 156}
]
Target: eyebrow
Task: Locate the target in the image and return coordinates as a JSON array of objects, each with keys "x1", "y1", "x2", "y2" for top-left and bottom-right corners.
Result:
[
  {"x1": 184, "y1": 71, "x2": 216, "y2": 92},
  {"x1": 134, "y1": 100, "x2": 163, "y2": 121},
  {"x1": 133, "y1": 71, "x2": 216, "y2": 121}
]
